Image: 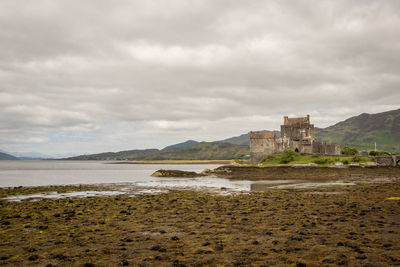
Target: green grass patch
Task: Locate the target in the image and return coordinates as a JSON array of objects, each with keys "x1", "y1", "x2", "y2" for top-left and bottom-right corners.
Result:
[{"x1": 260, "y1": 151, "x2": 373, "y2": 166}]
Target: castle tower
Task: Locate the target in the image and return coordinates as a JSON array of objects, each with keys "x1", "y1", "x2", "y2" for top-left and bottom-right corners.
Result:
[{"x1": 281, "y1": 115, "x2": 314, "y2": 142}]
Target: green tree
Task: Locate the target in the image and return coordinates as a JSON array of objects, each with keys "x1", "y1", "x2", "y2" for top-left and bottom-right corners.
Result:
[
  {"x1": 280, "y1": 149, "x2": 297, "y2": 164},
  {"x1": 369, "y1": 151, "x2": 391, "y2": 156},
  {"x1": 341, "y1": 146, "x2": 359, "y2": 155}
]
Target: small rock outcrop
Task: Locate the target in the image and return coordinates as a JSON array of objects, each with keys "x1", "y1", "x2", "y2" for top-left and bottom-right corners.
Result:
[
  {"x1": 151, "y1": 169, "x2": 204, "y2": 178},
  {"x1": 200, "y1": 169, "x2": 212, "y2": 175}
]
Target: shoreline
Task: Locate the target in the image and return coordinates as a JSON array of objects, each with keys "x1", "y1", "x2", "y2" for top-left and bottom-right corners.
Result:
[
  {"x1": 107, "y1": 160, "x2": 233, "y2": 164},
  {"x1": 211, "y1": 165, "x2": 400, "y2": 180}
]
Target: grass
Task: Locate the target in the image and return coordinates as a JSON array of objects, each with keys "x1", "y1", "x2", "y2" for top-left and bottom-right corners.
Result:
[{"x1": 259, "y1": 151, "x2": 373, "y2": 166}]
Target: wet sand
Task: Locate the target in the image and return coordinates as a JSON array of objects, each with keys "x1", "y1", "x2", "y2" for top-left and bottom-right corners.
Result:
[{"x1": 1, "y1": 179, "x2": 400, "y2": 266}]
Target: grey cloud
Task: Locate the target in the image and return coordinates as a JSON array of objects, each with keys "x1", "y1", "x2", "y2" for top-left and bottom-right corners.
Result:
[{"x1": 0, "y1": 0, "x2": 399, "y2": 154}]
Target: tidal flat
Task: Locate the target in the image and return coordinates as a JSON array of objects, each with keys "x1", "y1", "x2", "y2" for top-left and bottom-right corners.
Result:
[{"x1": 1, "y1": 182, "x2": 400, "y2": 266}]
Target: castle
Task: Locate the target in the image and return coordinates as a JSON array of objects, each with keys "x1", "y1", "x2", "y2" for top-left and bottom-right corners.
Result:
[{"x1": 250, "y1": 115, "x2": 341, "y2": 163}]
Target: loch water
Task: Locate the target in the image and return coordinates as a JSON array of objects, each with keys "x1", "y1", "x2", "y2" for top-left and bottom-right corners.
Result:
[{"x1": 0, "y1": 161, "x2": 355, "y2": 195}]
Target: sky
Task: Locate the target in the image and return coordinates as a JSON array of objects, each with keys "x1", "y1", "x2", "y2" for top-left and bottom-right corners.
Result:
[{"x1": 0, "y1": 0, "x2": 399, "y2": 156}]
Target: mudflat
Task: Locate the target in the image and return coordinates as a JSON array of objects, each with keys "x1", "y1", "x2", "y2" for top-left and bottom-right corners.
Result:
[
  {"x1": 0, "y1": 181, "x2": 399, "y2": 266},
  {"x1": 109, "y1": 160, "x2": 232, "y2": 165},
  {"x1": 213, "y1": 165, "x2": 400, "y2": 180}
]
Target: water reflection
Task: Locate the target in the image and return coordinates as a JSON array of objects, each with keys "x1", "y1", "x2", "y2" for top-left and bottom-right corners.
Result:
[{"x1": 0, "y1": 161, "x2": 357, "y2": 200}]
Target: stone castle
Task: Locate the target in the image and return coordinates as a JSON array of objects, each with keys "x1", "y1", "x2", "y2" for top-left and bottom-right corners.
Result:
[{"x1": 250, "y1": 115, "x2": 341, "y2": 163}]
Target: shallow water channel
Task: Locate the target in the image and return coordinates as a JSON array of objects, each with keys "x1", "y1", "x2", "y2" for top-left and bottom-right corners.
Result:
[{"x1": 0, "y1": 161, "x2": 355, "y2": 200}]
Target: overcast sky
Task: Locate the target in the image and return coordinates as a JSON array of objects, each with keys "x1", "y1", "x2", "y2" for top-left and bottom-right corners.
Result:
[{"x1": 0, "y1": 0, "x2": 399, "y2": 155}]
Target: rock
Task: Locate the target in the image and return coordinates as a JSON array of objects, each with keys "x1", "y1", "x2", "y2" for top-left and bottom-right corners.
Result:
[
  {"x1": 363, "y1": 162, "x2": 378, "y2": 166},
  {"x1": 151, "y1": 169, "x2": 203, "y2": 178},
  {"x1": 200, "y1": 169, "x2": 212, "y2": 175},
  {"x1": 291, "y1": 163, "x2": 318, "y2": 167}
]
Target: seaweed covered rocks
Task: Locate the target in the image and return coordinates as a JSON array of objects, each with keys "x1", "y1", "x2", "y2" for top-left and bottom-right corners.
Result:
[{"x1": 151, "y1": 169, "x2": 204, "y2": 177}]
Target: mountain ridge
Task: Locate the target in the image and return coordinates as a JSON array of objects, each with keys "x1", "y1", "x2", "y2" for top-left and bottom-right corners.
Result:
[
  {"x1": 0, "y1": 151, "x2": 19, "y2": 160},
  {"x1": 61, "y1": 108, "x2": 400, "y2": 160},
  {"x1": 315, "y1": 109, "x2": 400, "y2": 152},
  {"x1": 162, "y1": 140, "x2": 199, "y2": 151}
]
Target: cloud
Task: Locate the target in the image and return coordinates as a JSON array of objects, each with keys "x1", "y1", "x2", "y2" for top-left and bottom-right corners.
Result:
[{"x1": 0, "y1": 0, "x2": 399, "y2": 155}]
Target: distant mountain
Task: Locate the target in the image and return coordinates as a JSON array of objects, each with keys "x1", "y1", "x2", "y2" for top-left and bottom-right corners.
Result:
[
  {"x1": 162, "y1": 140, "x2": 199, "y2": 151},
  {"x1": 66, "y1": 142, "x2": 249, "y2": 160},
  {"x1": 66, "y1": 109, "x2": 400, "y2": 160},
  {"x1": 0, "y1": 151, "x2": 19, "y2": 160},
  {"x1": 9, "y1": 151, "x2": 79, "y2": 159},
  {"x1": 315, "y1": 109, "x2": 400, "y2": 152},
  {"x1": 66, "y1": 149, "x2": 159, "y2": 160},
  {"x1": 219, "y1": 131, "x2": 279, "y2": 146},
  {"x1": 10, "y1": 151, "x2": 51, "y2": 159},
  {"x1": 219, "y1": 133, "x2": 250, "y2": 146},
  {"x1": 144, "y1": 142, "x2": 249, "y2": 160}
]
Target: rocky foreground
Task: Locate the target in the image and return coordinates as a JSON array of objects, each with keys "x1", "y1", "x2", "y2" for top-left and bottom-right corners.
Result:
[
  {"x1": 152, "y1": 165, "x2": 400, "y2": 181},
  {"x1": 0, "y1": 180, "x2": 400, "y2": 266}
]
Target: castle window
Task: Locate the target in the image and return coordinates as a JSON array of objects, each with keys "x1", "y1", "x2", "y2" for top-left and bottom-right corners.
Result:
[{"x1": 295, "y1": 148, "x2": 299, "y2": 153}]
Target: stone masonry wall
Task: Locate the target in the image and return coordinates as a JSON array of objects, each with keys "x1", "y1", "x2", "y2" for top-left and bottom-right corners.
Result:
[
  {"x1": 250, "y1": 137, "x2": 276, "y2": 164},
  {"x1": 250, "y1": 115, "x2": 341, "y2": 163},
  {"x1": 375, "y1": 156, "x2": 400, "y2": 166},
  {"x1": 312, "y1": 141, "x2": 341, "y2": 155}
]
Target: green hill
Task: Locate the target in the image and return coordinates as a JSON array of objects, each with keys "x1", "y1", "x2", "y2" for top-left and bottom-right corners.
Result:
[
  {"x1": 219, "y1": 133, "x2": 251, "y2": 146},
  {"x1": 67, "y1": 149, "x2": 159, "y2": 160},
  {"x1": 162, "y1": 140, "x2": 199, "y2": 151},
  {"x1": 66, "y1": 109, "x2": 400, "y2": 160},
  {"x1": 143, "y1": 142, "x2": 249, "y2": 160},
  {"x1": 219, "y1": 131, "x2": 279, "y2": 146},
  {"x1": 315, "y1": 109, "x2": 400, "y2": 153},
  {"x1": 66, "y1": 142, "x2": 249, "y2": 160}
]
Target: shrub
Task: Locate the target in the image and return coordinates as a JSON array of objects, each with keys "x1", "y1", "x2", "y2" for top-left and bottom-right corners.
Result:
[
  {"x1": 341, "y1": 159, "x2": 349, "y2": 165},
  {"x1": 341, "y1": 146, "x2": 359, "y2": 155},
  {"x1": 369, "y1": 151, "x2": 391, "y2": 156},
  {"x1": 352, "y1": 156, "x2": 361, "y2": 162},
  {"x1": 369, "y1": 151, "x2": 378, "y2": 156},
  {"x1": 312, "y1": 158, "x2": 329, "y2": 165},
  {"x1": 279, "y1": 149, "x2": 297, "y2": 164}
]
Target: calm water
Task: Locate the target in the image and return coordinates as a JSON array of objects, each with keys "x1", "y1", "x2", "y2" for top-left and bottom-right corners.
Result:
[
  {"x1": 0, "y1": 161, "x2": 221, "y2": 187},
  {"x1": 0, "y1": 161, "x2": 355, "y2": 196}
]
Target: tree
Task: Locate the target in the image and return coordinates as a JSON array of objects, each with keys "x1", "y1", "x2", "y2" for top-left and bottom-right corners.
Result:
[
  {"x1": 341, "y1": 146, "x2": 359, "y2": 155},
  {"x1": 280, "y1": 149, "x2": 297, "y2": 164},
  {"x1": 369, "y1": 151, "x2": 391, "y2": 156}
]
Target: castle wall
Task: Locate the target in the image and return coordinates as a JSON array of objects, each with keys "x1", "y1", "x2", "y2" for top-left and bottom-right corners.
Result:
[
  {"x1": 250, "y1": 115, "x2": 341, "y2": 163},
  {"x1": 281, "y1": 125, "x2": 314, "y2": 141},
  {"x1": 250, "y1": 136, "x2": 276, "y2": 163},
  {"x1": 374, "y1": 156, "x2": 400, "y2": 166},
  {"x1": 312, "y1": 141, "x2": 341, "y2": 155}
]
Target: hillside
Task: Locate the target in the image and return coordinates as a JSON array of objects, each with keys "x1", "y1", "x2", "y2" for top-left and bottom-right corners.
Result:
[
  {"x1": 67, "y1": 149, "x2": 159, "y2": 160},
  {"x1": 66, "y1": 109, "x2": 400, "y2": 160},
  {"x1": 0, "y1": 151, "x2": 19, "y2": 160},
  {"x1": 220, "y1": 110, "x2": 400, "y2": 153},
  {"x1": 66, "y1": 142, "x2": 249, "y2": 160},
  {"x1": 162, "y1": 140, "x2": 199, "y2": 151},
  {"x1": 143, "y1": 142, "x2": 249, "y2": 160},
  {"x1": 315, "y1": 109, "x2": 400, "y2": 152},
  {"x1": 219, "y1": 133, "x2": 251, "y2": 146},
  {"x1": 219, "y1": 131, "x2": 279, "y2": 146}
]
